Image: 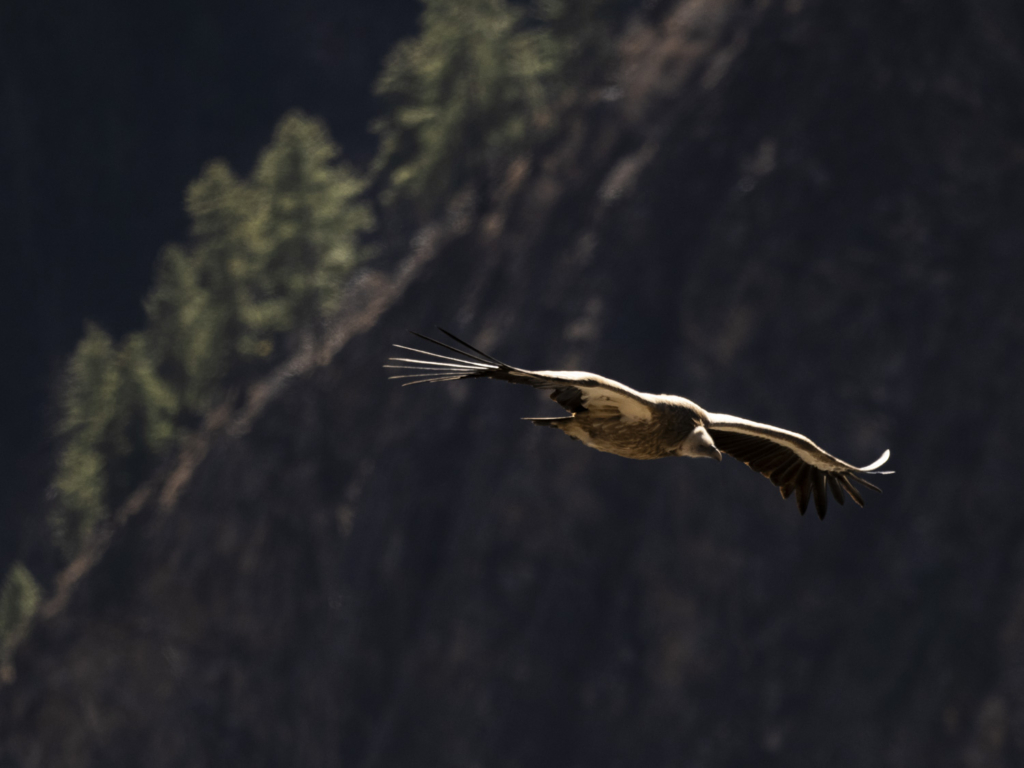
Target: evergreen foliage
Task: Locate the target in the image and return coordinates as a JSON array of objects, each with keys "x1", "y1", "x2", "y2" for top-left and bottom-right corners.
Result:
[
  {"x1": 0, "y1": 562, "x2": 41, "y2": 671},
  {"x1": 50, "y1": 324, "x2": 122, "y2": 556},
  {"x1": 108, "y1": 332, "x2": 178, "y2": 495},
  {"x1": 50, "y1": 325, "x2": 177, "y2": 557},
  {"x1": 145, "y1": 244, "x2": 225, "y2": 414},
  {"x1": 52, "y1": 111, "x2": 372, "y2": 558},
  {"x1": 146, "y1": 160, "x2": 268, "y2": 413},
  {"x1": 372, "y1": 0, "x2": 563, "y2": 210},
  {"x1": 147, "y1": 111, "x2": 374, "y2": 412},
  {"x1": 254, "y1": 111, "x2": 374, "y2": 334}
]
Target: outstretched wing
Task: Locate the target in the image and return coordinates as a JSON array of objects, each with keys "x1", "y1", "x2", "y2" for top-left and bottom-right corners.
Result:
[
  {"x1": 705, "y1": 412, "x2": 893, "y2": 519},
  {"x1": 386, "y1": 329, "x2": 654, "y2": 422}
]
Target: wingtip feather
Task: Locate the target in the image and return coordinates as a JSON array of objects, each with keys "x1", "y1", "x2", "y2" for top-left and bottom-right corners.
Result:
[
  {"x1": 794, "y1": 466, "x2": 812, "y2": 516},
  {"x1": 858, "y1": 449, "x2": 891, "y2": 473},
  {"x1": 812, "y1": 471, "x2": 828, "y2": 520},
  {"x1": 437, "y1": 327, "x2": 506, "y2": 366},
  {"x1": 849, "y1": 474, "x2": 882, "y2": 493},
  {"x1": 837, "y1": 475, "x2": 865, "y2": 507},
  {"x1": 827, "y1": 475, "x2": 845, "y2": 506}
]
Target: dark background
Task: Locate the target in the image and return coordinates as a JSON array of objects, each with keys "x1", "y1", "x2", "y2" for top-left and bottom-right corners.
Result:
[{"x1": 3, "y1": 0, "x2": 1024, "y2": 765}]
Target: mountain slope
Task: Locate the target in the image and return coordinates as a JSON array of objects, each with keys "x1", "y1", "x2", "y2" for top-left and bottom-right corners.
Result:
[{"x1": 3, "y1": 1, "x2": 1024, "y2": 765}]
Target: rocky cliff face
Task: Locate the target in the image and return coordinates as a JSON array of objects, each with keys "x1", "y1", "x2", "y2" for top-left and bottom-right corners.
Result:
[{"x1": 3, "y1": 1, "x2": 1024, "y2": 765}]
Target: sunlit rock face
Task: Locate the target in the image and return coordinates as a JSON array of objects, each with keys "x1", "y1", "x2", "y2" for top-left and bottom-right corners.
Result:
[{"x1": 3, "y1": 1, "x2": 1024, "y2": 766}]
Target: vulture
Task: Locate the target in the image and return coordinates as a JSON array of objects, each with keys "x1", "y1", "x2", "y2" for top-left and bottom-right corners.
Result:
[{"x1": 387, "y1": 330, "x2": 892, "y2": 519}]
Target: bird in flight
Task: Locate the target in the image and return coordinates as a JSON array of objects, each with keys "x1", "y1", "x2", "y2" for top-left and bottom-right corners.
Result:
[{"x1": 387, "y1": 330, "x2": 892, "y2": 519}]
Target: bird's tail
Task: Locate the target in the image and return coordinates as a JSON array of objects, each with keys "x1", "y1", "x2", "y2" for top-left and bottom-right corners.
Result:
[{"x1": 384, "y1": 329, "x2": 506, "y2": 386}]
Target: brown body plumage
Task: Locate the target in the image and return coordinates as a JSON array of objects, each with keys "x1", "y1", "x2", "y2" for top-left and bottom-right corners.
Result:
[{"x1": 387, "y1": 330, "x2": 892, "y2": 519}]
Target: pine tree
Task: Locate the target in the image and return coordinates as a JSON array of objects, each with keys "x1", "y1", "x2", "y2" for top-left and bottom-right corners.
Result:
[
  {"x1": 0, "y1": 562, "x2": 41, "y2": 675},
  {"x1": 50, "y1": 323, "x2": 121, "y2": 556},
  {"x1": 108, "y1": 332, "x2": 177, "y2": 500},
  {"x1": 50, "y1": 325, "x2": 177, "y2": 557},
  {"x1": 146, "y1": 160, "x2": 272, "y2": 412},
  {"x1": 145, "y1": 244, "x2": 223, "y2": 413},
  {"x1": 372, "y1": 0, "x2": 561, "y2": 211},
  {"x1": 185, "y1": 160, "x2": 276, "y2": 375},
  {"x1": 253, "y1": 110, "x2": 374, "y2": 339}
]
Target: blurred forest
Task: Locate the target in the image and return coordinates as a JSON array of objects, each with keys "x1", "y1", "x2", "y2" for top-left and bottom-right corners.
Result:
[
  {"x1": 3, "y1": 0, "x2": 1024, "y2": 765},
  {"x1": 0, "y1": 0, "x2": 419, "y2": 579}
]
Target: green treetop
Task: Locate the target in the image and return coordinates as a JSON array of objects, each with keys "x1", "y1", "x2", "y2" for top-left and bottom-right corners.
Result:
[
  {"x1": 0, "y1": 562, "x2": 42, "y2": 675},
  {"x1": 372, "y1": 0, "x2": 562, "y2": 212},
  {"x1": 53, "y1": 111, "x2": 371, "y2": 560},
  {"x1": 50, "y1": 324, "x2": 120, "y2": 555},
  {"x1": 50, "y1": 324, "x2": 176, "y2": 557},
  {"x1": 253, "y1": 110, "x2": 374, "y2": 336}
]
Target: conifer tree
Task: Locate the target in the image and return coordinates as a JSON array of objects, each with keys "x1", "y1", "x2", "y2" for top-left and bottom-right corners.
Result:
[
  {"x1": 145, "y1": 244, "x2": 222, "y2": 414},
  {"x1": 0, "y1": 562, "x2": 41, "y2": 673},
  {"x1": 185, "y1": 160, "x2": 273, "y2": 375},
  {"x1": 50, "y1": 325, "x2": 177, "y2": 557},
  {"x1": 373, "y1": 0, "x2": 561, "y2": 211},
  {"x1": 108, "y1": 332, "x2": 177, "y2": 499},
  {"x1": 253, "y1": 110, "x2": 374, "y2": 338},
  {"x1": 146, "y1": 160, "x2": 271, "y2": 412},
  {"x1": 50, "y1": 324, "x2": 122, "y2": 556}
]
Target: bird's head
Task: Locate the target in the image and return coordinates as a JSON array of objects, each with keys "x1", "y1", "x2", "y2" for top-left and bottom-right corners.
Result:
[{"x1": 676, "y1": 425, "x2": 723, "y2": 461}]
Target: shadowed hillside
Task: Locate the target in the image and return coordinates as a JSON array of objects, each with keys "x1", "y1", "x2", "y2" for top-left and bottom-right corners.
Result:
[{"x1": 3, "y1": 0, "x2": 1024, "y2": 765}]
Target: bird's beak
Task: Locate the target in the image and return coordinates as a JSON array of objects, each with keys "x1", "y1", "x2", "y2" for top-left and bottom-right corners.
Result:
[{"x1": 699, "y1": 445, "x2": 722, "y2": 461}]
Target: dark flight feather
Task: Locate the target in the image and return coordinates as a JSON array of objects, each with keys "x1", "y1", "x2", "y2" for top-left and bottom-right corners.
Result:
[{"x1": 827, "y1": 475, "x2": 846, "y2": 506}]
